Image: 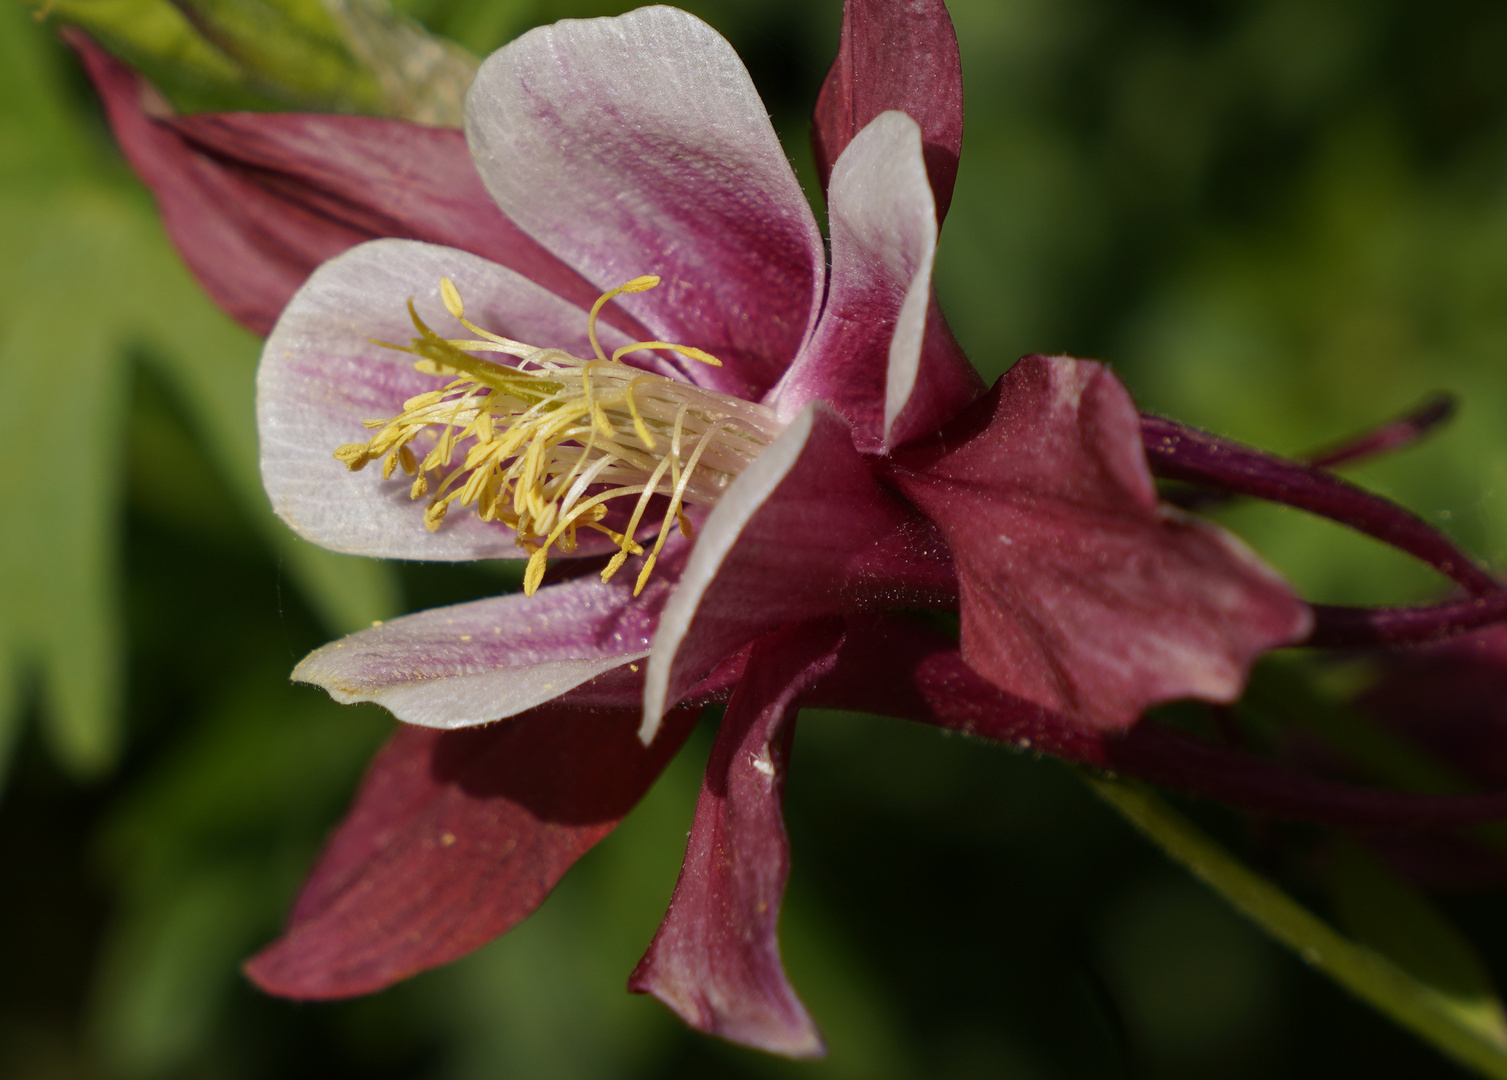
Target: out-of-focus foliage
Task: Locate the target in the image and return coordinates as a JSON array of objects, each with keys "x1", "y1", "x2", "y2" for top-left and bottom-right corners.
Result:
[
  {"x1": 18, "y1": 0, "x2": 477, "y2": 118},
  {"x1": 5, "y1": 0, "x2": 1507, "y2": 1078},
  {"x1": 0, "y1": 3, "x2": 397, "y2": 781}
]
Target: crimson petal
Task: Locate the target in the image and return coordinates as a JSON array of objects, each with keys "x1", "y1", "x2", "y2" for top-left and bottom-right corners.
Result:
[
  {"x1": 73, "y1": 33, "x2": 619, "y2": 337},
  {"x1": 629, "y1": 621, "x2": 844, "y2": 1057},
  {"x1": 245, "y1": 703, "x2": 699, "y2": 998},
  {"x1": 811, "y1": 0, "x2": 964, "y2": 221},
  {"x1": 888, "y1": 356, "x2": 1309, "y2": 731}
]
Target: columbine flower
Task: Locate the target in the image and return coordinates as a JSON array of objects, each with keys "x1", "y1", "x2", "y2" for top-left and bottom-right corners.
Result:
[{"x1": 85, "y1": 0, "x2": 1324, "y2": 1056}]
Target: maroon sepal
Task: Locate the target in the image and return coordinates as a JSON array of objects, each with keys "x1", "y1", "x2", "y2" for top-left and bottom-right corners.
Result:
[
  {"x1": 629, "y1": 621, "x2": 844, "y2": 1058},
  {"x1": 811, "y1": 0, "x2": 964, "y2": 221},
  {"x1": 71, "y1": 33, "x2": 626, "y2": 337},
  {"x1": 820, "y1": 615, "x2": 1507, "y2": 830},
  {"x1": 888, "y1": 357, "x2": 1307, "y2": 731},
  {"x1": 244, "y1": 704, "x2": 699, "y2": 998}
]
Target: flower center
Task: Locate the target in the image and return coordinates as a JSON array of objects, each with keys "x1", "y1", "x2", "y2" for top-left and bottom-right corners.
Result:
[{"x1": 333, "y1": 275, "x2": 783, "y2": 597}]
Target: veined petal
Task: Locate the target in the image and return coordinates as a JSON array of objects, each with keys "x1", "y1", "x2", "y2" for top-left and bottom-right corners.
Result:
[
  {"x1": 641, "y1": 402, "x2": 955, "y2": 742},
  {"x1": 811, "y1": 0, "x2": 964, "y2": 221},
  {"x1": 629, "y1": 621, "x2": 841, "y2": 1058},
  {"x1": 465, "y1": 6, "x2": 825, "y2": 398},
  {"x1": 245, "y1": 704, "x2": 700, "y2": 999},
  {"x1": 74, "y1": 34, "x2": 620, "y2": 338},
  {"x1": 259, "y1": 238, "x2": 637, "y2": 560},
  {"x1": 768, "y1": 111, "x2": 981, "y2": 450},
  {"x1": 887, "y1": 356, "x2": 1311, "y2": 731},
  {"x1": 293, "y1": 558, "x2": 682, "y2": 728}
]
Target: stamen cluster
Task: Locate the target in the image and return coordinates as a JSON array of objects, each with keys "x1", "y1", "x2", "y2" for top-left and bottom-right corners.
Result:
[{"x1": 334, "y1": 276, "x2": 784, "y2": 596}]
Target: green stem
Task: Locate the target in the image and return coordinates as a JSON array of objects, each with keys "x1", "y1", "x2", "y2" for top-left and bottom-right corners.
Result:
[{"x1": 1082, "y1": 770, "x2": 1507, "y2": 1078}]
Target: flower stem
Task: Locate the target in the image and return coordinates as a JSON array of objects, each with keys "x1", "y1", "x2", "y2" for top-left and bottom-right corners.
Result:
[{"x1": 1081, "y1": 770, "x2": 1507, "y2": 1078}]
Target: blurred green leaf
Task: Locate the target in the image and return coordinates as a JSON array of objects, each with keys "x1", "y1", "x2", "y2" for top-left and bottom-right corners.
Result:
[
  {"x1": 21, "y1": 0, "x2": 477, "y2": 118},
  {"x1": 1329, "y1": 839, "x2": 1507, "y2": 1050},
  {"x1": 0, "y1": 9, "x2": 398, "y2": 782},
  {"x1": 90, "y1": 663, "x2": 390, "y2": 1077},
  {"x1": 1087, "y1": 771, "x2": 1507, "y2": 1079}
]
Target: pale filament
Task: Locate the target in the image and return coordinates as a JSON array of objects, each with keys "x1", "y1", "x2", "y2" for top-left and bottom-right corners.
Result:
[{"x1": 334, "y1": 274, "x2": 783, "y2": 596}]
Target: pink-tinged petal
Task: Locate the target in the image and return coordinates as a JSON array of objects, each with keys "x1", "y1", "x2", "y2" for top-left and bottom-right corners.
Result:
[
  {"x1": 641, "y1": 403, "x2": 956, "y2": 741},
  {"x1": 72, "y1": 33, "x2": 622, "y2": 338},
  {"x1": 464, "y1": 7, "x2": 825, "y2": 398},
  {"x1": 811, "y1": 0, "x2": 964, "y2": 221},
  {"x1": 768, "y1": 112, "x2": 981, "y2": 450},
  {"x1": 293, "y1": 549, "x2": 688, "y2": 727},
  {"x1": 629, "y1": 621, "x2": 843, "y2": 1058},
  {"x1": 246, "y1": 703, "x2": 701, "y2": 998},
  {"x1": 259, "y1": 238, "x2": 641, "y2": 560},
  {"x1": 887, "y1": 356, "x2": 1311, "y2": 731}
]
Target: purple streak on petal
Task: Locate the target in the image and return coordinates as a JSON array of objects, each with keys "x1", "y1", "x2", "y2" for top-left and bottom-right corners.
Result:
[
  {"x1": 889, "y1": 357, "x2": 1309, "y2": 731},
  {"x1": 244, "y1": 703, "x2": 701, "y2": 999},
  {"x1": 1142, "y1": 413, "x2": 1497, "y2": 596},
  {"x1": 817, "y1": 616, "x2": 1507, "y2": 830},
  {"x1": 642, "y1": 403, "x2": 956, "y2": 740},
  {"x1": 72, "y1": 34, "x2": 632, "y2": 339},
  {"x1": 293, "y1": 545, "x2": 687, "y2": 728},
  {"x1": 768, "y1": 112, "x2": 981, "y2": 451},
  {"x1": 259, "y1": 238, "x2": 643, "y2": 560},
  {"x1": 465, "y1": 8, "x2": 825, "y2": 399},
  {"x1": 1307, "y1": 594, "x2": 1507, "y2": 648},
  {"x1": 811, "y1": 0, "x2": 964, "y2": 221},
  {"x1": 630, "y1": 621, "x2": 843, "y2": 1058}
]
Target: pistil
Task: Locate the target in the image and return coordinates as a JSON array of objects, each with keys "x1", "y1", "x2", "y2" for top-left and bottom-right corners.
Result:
[{"x1": 334, "y1": 276, "x2": 784, "y2": 596}]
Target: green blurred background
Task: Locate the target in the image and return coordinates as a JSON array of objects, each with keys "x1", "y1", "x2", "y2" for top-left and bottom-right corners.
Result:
[{"x1": 4, "y1": 0, "x2": 1507, "y2": 1076}]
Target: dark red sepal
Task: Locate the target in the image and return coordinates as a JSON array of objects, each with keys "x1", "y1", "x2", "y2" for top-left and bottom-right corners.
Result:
[
  {"x1": 629, "y1": 621, "x2": 844, "y2": 1058},
  {"x1": 811, "y1": 0, "x2": 964, "y2": 220},
  {"x1": 245, "y1": 703, "x2": 699, "y2": 999}
]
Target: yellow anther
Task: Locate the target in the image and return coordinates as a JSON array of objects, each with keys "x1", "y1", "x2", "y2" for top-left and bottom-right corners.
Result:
[
  {"x1": 587, "y1": 275, "x2": 662, "y2": 363},
  {"x1": 382, "y1": 450, "x2": 399, "y2": 480},
  {"x1": 440, "y1": 276, "x2": 465, "y2": 318},
  {"x1": 610, "y1": 341, "x2": 723, "y2": 368},
  {"x1": 633, "y1": 553, "x2": 660, "y2": 596},
  {"x1": 424, "y1": 500, "x2": 450, "y2": 531},
  {"x1": 334, "y1": 443, "x2": 371, "y2": 470},
  {"x1": 410, "y1": 474, "x2": 429, "y2": 499},
  {"x1": 398, "y1": 445, "x2": 418, "y2": 475},
  {"x1": 601, "y1": 549, "x2": 629, "y2": 583},
  {"x1": 524, "y1": 548, "x2": 548, "y2": 595}
]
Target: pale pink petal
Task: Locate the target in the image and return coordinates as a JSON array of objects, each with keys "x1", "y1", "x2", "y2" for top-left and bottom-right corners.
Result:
[
  {"x1": 258, "y1": 238, "x2": 638, "y2": 560},
  {"x1": 293, "y1": 552, "x2": 685, "y2": 728},
  {"x1": 640, "y1": 403, "x2": 956, "y2": 741},
  {"x1": 629, "y1": 621, "x2": 842, "y2": 1057},
  {"x1": 768, "y1": 111, "x2": 980, "y2": 450},
  {"x1": 464, "y1": 7, "x2": 825, "y2": 398}
]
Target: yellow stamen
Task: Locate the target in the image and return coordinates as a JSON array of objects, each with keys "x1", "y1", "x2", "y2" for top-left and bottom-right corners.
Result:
[
  {"x1": 335, "y1": 274, "x2": 783, "y2": 596},
  {"x1": 610, "y1": 341, "x2": 723, "y2": 368},
  {"x1": 587, "y1": 274, "x2": 660, "y2": 363}
]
